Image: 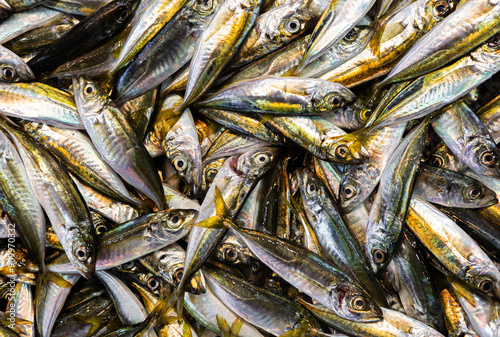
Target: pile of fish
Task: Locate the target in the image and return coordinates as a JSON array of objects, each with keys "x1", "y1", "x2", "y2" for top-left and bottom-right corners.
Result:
[{"x1": 2, "y1": 0, "x2": 500, "y2": 335}]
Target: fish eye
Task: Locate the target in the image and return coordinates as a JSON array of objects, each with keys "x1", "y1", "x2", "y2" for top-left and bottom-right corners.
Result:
[
  {"x1": 285, "y1": 18, "x2": 301, "y2": 34},
  {"x1": 121, "y1": 261, "x2": 135, "y2": 270},
  {"x1": 373, "y1": 249, "x2": 385, "y2": 264},
  {"x1": 158, "y1": 253, "x2": 168, "y2": 262},
  {"x1": 170, "y1": 213, "x2": 182, "y2": 226},
  {"x1": 329, "y1": 95, "x2": 342, "y2": 108},
  {"x1": 429, "y1": 155, "x2": 443, "y2": 167},
  {"x1": 307, "y1": 182, "x2": 317, "y2": 195},
  {"x1": 342, "y1": 184, "x2": 356, "y2": 199},
  {"x1": 75, "y1": 246, "x2": 88, "y2": 262},
  {"x1": 83, "y1": 84, "x2": 97, "y2": 97},
  {"x1": 335, "y1": 145, "x2": 349, "y2": 158},
  {"x1": 467, "y1": 186, "x2": 482, "y2": 199},
  {"x1": 343, "y1": 28, "x2": 358, "y2": 42},
  {"x1": 360, "y1": 109, "x2": 371, "y2": 122},
  {"x1": 487, "y1": 34, "x2": 500, "y2": 49},
  {"x1": 433, "y1": 1, "x2": 450, "y2": 16},
  {"x1": 147, "y1": 276, "x2": 160, "y2": 290},
  {"x1": 173, "y1": 269, "x2": 183, "y2": 284},
  {"x1": 479, "y1": 279, "x2": 494, "y2": 294},
  {"x1": 1, "y1": 66, "x2": 15, "y2": 81},
  {"x1": 95, "y1": 224, "x2": 108, "y2": 235},
  {"x1": 206, "y1": 168, "x2": 218, "y2": 182},
  {"x1": 350, "y1": 295, "x2": 367, "y2": 310},
  {"x1": 480, "y1": 151, "x2": 496, "y2": 166},
  {"x1": 223, "y1": 247, "x2": 238, "y2": 262},
  {"x1": 251, "y1": 261, "x2": 260, "y2": 272},
  {"x1": 200, "y1": 0, "x2": 213, "y2": 10},
  {"x1": 117, "y1": 8, "x2": 130, "y2": 22},
  {"x1": 173, "y1": 156, "x2": 187, "y2": 171},
  {"x1": 255, "y1": 153, "x2": 269, "y2": 164}
]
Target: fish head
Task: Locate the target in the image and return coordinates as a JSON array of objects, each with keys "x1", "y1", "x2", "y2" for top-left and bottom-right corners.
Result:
[
  {"x1": 471, "y1": 34, "x2": 500, "y2": 71},
  {"x1": 72, "y1": 76, "x2": 110, "y2": 117},
  {"x1": 68, "y1": 222, "x2": 96, "y2": 279},
  {"x1": 202, "y1": 158, "x2": 226, "y2": 192},
  {"x1": 165, "y1": 140, "x2": 203, "y2": 189},
  {"x1": 328, "y1": 283, "x2": 383, "y2": 322},
  {"x1": 459, "y1": 181, "x2": 498, "y2": 208},
  {"x1": 216, "y1": 235, "x2": 253, "y2": 265},
  {"x1": 337, "y1": 25, "x2": 374, "y2": 55},
  {"x1": 339, "y1": 174, "x2": 364, "y2": 209},
  {"x1": 296, "y1": 167, "x2": 326, "y2": 212},
  {"x1": 322, "y1": 129, "x2": 370, "y2": 164},
  {"x1": 422, "y1": 0, "x2": 456, "y2": 25},
  {"x1": 463, "y1": 135, "x2": 500, "y2": 177},
  {"x1": 464, "y1": 262, "x2": 500, "y2": 299},
  {"x1": 235, "y1": 145, "x2": 280, "y2": 179},
  {"x1": 235, "y1": 2, "x2": 314, "y2": 65},
  {"x1": 311, "y1": 83, "x2": 357, "y2": 113},
  {"x1": 426, "y1": 143, "x2": 463, "y2": 171},
  {"x1": 147, "y1": 209, "x2": 197, "y2": 241},
  {"x1": 138, "y1": 273, "x2": 166, "y2": 295},
  {"x1": 0, "y1": 58, "x2": 34, "y2": 83},
  {"x1": 365, "y1": 219, "x2": 396, "y2": 274},
  {"x1": 193, "y1": 0, "x2": 220, "y2": 16}
]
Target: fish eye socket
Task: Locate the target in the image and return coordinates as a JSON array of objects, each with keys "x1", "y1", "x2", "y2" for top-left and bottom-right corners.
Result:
[
  {"x1": 330, "y1": 95, "x2": 342, "y2": 107},
  {"x1": 373, "y1": 249, "x2": 385, "y2": 264},
  {"x1": 343, "y1": 29, "x2": 358, "y2": 42},
  {"x1": 360, "y1": 109, "x2": 371, "y2": 122},
  {"x1": 206, "y1": 168, "x2": 218, "y2": 182},
  {"x1": 434, "y1": 1, "x2": 449, "y2": 16},
  {"x1": 75, "y1": 246, "x2": 88, "y2": 262},
  {"x1": 1, "y1": 66, "x2": 15, "y2": 80},
  {"x1": 479, "y1": 279, "x2": 494, "y2": 293},
  {"x1": 224, "y1": 247, "x2": 238, "y2": 262},
  {"x1": 480, "y1": 151, "x2": 496, "y2": 166},
  {"x1": 342, "y1": 184, "x2": 356, "y2": 199},
  {"x1": 285, "y1": 18, "x2": 300, "y2": 34},
  {"x1": 487, "y1": 35, "x2": 500, "y2": 49},
  {"x1": 117, "y1": 8, "x2": 130, "y2": 22},
  {"x1": 95, "y1": 224, "x2": 107, "y2": 235},
  {"x1": 199, "y1": 0, "x2": 213, "y2": 10},
  {"x1": 467, "y1": 186, "x2": 482, "y2": 199},
  {"x1": 429, "y1": 155, "x2": 443, "y2": 167},
  {"x1": 335, "y1": 145, "x2": 349, "y2": 158},
  {"x1": 350, "y1": 296, "x2": 368, "y2": 310},
  {"x1": 173, "y1": 156, "x2": 187, "y2": 171},
  {"x1": 121, "y1": 261, "x2": 135, "y2": 270},
  {"x1": 307, "y1": 182, "x2": 317, "y2": 195},
  {"x1": 173, "y1": 269, "x2": 183, "y2": 284},
  {"x1": 147, "y1": 276, "x2": 159, "y2": 290},
  {"x1": 255, "y1": 153, "x2": 269, "y2": 164},
  {"x1": 84, "y1": 84, "x2": 96, "y2": 96}
]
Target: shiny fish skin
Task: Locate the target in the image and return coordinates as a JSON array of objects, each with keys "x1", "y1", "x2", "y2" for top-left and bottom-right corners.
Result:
[
  {"x1": 73, "y1": 76, "x2": 166, "y2": 210},
  {"x1": 385, "y1": 0, "x2": 500, "y2": 84},
  {"x1": 2, "y1": 121, "x2": 96, "y2": 279},
  {"x1": 47, "y1": 208, "x2": 195, "y2": 274},
  {"x1": 299, "y1": 0, "x2": 376, "y2": 69},
  {"x1": 365, "y1": 119, "x2": 428, "y2": 273},
  {"x1": 6, "y1": 0, "x2": 500, "y2": 334},
  {"x1": 27, "y1": 0, "x2": 139, "y2": 76},
  {"x1": 0, "y1": 122, "x2": 45, "y2": 267},
  {"x1": 175, "y1": 0, "x2": 261, "y2": 112},
  {"x1": 114, "y1": 0, "x2": 223, "y2": 103},
  {"x1": 0, "y1": 81, "x2": 82, "y2": 129},
  {"x1": 198, "y1": 76, "x2": 357, "y2": 115},
  {"x1": 407, "y1": 197, "x2": 500, "y2": 299}
]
